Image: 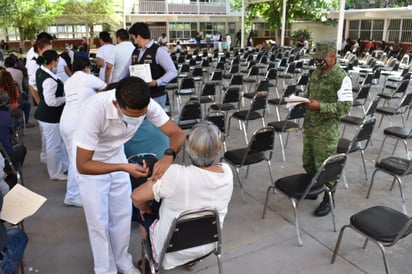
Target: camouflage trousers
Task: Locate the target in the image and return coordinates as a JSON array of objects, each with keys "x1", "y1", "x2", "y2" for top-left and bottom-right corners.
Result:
[{"x1": 302, "y1": 133, "x2": 339, "y2": 189}]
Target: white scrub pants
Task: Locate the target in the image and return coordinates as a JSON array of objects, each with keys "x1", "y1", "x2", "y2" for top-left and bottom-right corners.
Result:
[
  {"x1": 38, "y1": 121, "x2": 68, "y2": 179},
  {"x1": 77, "y1": 170, "x2": 134, "y2": 274},
  {"x1": 59, "y1": 123, "x2": 80, "y2": 201}
]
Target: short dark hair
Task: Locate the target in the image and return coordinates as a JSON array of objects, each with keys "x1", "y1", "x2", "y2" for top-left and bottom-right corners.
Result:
[
  {"x1": 36, "y1": 32, "x2": 53, "y2": 41},
  {"x1": 116, "y1": 29, "x2": 129, "y2": 41},
  {"x1": 72, "y1": 56, "x2": 90, "y2": 72},
  {"x1": 4, "y1": 57, "x2": 15, "y2": 68},
  {"x1": 38, "y1": 50, "x2": 59, "y2": 66},
  {"x1": 128, "y1": 23, "x2": 151, "y2": 39},
  {"x1": 99, "y1": 31, "x2": 111, "y2": 43},
  {"x1": 115, "y1": 77, "x2": 150, "y2": 110},
  {"x1": 34, "y1": 38, "x2": 52, "y2": 54}
]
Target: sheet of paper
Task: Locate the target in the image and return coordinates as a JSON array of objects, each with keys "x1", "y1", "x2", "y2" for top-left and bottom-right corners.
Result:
[
  {"x1": 0, "y1": 184, "x2": 47, "y2": 225},
  {"x1": 129, "y1": 64, "x2": 153, "y2": 83},
  {"x1": 285, "y1": 94, "x2": 310, "y2": 110}
]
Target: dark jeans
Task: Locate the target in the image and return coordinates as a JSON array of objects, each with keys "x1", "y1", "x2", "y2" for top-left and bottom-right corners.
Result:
[{"x1": 0, "y1": 228, "x2": 28, "y2": 274}]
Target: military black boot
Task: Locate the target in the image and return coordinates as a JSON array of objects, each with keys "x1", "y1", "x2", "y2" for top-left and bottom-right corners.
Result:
[{"x1": 313, "y1": 192, "x2": 333, "y2": 217}]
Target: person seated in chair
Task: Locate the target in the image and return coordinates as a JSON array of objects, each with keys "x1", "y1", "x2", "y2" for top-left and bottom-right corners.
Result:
[
  {"x1": 0, "y1": 188, "x2": 28, "y2": 274},
  {"x1": 131, "y1": 122, "x2": 233, "y2": 273}
]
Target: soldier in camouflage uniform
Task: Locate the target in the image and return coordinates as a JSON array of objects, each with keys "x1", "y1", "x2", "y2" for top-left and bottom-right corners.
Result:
[{"x1": 303, "y1": 41, "x2": 353, "y2": 217}]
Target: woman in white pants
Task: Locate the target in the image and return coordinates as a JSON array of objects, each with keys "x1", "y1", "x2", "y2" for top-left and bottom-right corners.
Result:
[
  {"x1": 60, "y1": 56, "x2": 107, "y2": 207},
  {"x1": 34, "y1": 50, "x2": 68, "y2": 180}
]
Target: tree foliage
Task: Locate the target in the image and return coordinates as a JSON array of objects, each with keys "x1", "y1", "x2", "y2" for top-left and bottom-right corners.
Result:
[
  {"x1": 233, "y1": 0, "x2": 339, "y2": 42},
  {"x1": 62, "y1": 0, "x2": 119, "y2": 48},
  {"x1": 0, "y1": 0, "x2": 64, "y2": 50},
  {"x1": 345, "y1": 0, "x2": 411, "y2": 9}
]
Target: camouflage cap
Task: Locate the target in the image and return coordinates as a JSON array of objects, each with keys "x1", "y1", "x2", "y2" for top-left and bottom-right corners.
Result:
[
  {"x1": 0, "y1": 91, "x2": 9, "y2": 107},
  {"x1": 313, "y1": 41, "x2": 336, "y2": 59}
]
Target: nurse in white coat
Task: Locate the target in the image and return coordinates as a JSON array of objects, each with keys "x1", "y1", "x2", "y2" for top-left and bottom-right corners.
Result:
[{"x1": 59, "y1": 56, "x2": 107, "y2": 207}]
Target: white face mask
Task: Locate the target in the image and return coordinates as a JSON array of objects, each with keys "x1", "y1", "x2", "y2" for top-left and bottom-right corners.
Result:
[
  {"x1": 121, "y1": 114, "x2": 144, "y2": 126},
  {"x1": 51, "y1": 67, "x2": 58, "y2": 74}
]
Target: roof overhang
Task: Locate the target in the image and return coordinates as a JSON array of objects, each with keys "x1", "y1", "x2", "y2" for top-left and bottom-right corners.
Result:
[{"x1": 328, "y1": 6, "x2": 412, "y2": 20}]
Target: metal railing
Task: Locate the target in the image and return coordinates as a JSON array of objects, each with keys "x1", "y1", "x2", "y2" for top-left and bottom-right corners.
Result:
[{"x1": 130, "y1": 1, "x2": 227, "y2": 15}]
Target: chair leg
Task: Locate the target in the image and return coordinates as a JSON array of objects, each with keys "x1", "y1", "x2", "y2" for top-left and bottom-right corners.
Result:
[
  {"x1": 266, "y1": 160, "x2": 274, "y2": 184},
  {"x1": 241, "y1": 122, "x2": 248, "y2": 144},
  {"x1": 376, "y1": 242, "x2": 391, "y2": 274},
  {"x1": 366, "y1": 169, "x2": 380, "y2": 198},
  {"x1": 278, "y1": 133, "x2": 286, "y2": 162},
  {"x1": 235, "y1": 167, "x2": 246, "y2": 202},
  {"x1": 331, "y1": 225, "x2": 350, "y2": 264},
  {"x1": 290, "y1": 199, "x2": 303, "y2": 246},
  {"x1": 262, "y1": 185, "x2": 274, "y2": 219},
  {"x1": 394, "y1": 176, "x2": 407, "y2": 214},
  {"x1": 360, "y1": 150, "x2": 368, "y2": 181},
  {"x1": 217, "y1": 254, "x2": 223, "y2": 274},
  {"x1": 327, "y1": 191, "x2": 337, "y2": 232},
  {"x1": 342, "y1": 170, "x2": 348, "y2": 189}
]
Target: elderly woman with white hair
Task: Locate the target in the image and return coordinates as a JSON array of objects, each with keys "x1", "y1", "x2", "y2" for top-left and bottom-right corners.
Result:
[{"x1": 131, "y1": 121, "x2": 233, "y2": 272}]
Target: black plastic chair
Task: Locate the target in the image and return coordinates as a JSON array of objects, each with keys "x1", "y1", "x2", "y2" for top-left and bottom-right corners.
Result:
[
  {"x1": 141, "y1": 208, "x2": 223, "y2": 274},
  {"x1": 337, "y1": 117, "x2": 376, "y2": 188},
  {"x1": 381, "y1": 126, "x2": 412, "y2": 159},
  {"x1": 366, "y1": 127, "x2": 412, "y2": 214},
  {"x1": 341, "y1": 98, "x2": 379, "y2": 137},
  {"x1": 376, "y1": 91, "x2": 412, "y2": 127},
  {"x1": 175, "y1": 100, "x2": 202, "y2": 130},
  {"x1": 208, "y1": 87, "x2": 241, "y2": 119},
  {"x1": 227, "y1": 92, "x2": 268, "y2": 144},
  {"x1": 267, "y1": 104, "x2": 306, "y2": 162},
  {"x1": 268, "y1": 84, "x2": 297, "y2": 121},
  {"x1": 262, "y1": 153, "x2": 347, "y2": 246},
  {"x1": 331, "y1": 205, "x2": 412, "y2": 274},
  {"x1": 174, "y1": 77, "x2": 196, "y2": 112},
  {"x1": 222, "y1": 126, "x2": 275, "y2": 201},
  {"x1": 206, "y1": 111, "x2": 227, "y2": 151}
]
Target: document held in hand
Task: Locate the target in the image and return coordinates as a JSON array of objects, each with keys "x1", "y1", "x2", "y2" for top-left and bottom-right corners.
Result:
[
  {"x1": 285, "y1": 94, "x2": 310, "y2": 110},
  {"x1": 0, "y1": 184, "x2": 47, "y2": 224},
  {"x1": 129, "y1": 64, "x2": 153, "y2": 83}
]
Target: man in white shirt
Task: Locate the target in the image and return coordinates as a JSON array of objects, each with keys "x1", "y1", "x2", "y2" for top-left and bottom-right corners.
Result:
[
  {"x1": 96, "y1": 31, "x2": 115, "y2": 83},
  {"x1": 74, "y1": 77, "x2": 185, "y2": 274},
  {"x1": 157, "y1": 33, "x2": 168, "y2": 47},
  {"x1": 111, "y1": 29, "x2": 135, "y2": 83}
]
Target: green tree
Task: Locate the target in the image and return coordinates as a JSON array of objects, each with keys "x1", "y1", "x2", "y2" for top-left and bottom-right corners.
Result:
[
  {"x1": 62, "y1": 0, "x2": 119, "y2": 49},
  {"x1": 0, "y1": 0, "x2": 64, "y2": 50},
  {"x1": 233, "y1": 0, "x2": 339, "y2": 43},
  {"x1": 345, "y1": 0, "x2": 411, "y2": 9}
]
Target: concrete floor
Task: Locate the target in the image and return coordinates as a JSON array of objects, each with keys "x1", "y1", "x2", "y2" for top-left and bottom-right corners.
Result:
[{"x1": 19, "y1": 77, "x2": 412, "y2": 274}]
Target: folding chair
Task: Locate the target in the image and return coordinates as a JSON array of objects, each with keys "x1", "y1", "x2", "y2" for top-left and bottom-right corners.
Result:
[
  {"x1": 205, "y1": 111, "x2": 227, "y2": 151},
  {"x1": 366, "y1": 127, "x2": 412, "y2": 214},
  {"x1": 341, "y1": 98, "x2": 379, "y2": 137},
  {"x1": 175, "y1": 100, "x2": 202, "y2": 130},
  {"x1": 267, "y1": 103, "x2": 306, "y2": 162},
  {"x1": 262, "y1": 153, "x2": 347, "y2": 246},
  {"x1": 376, "y1": 92, "x2": 412, "y2": 127},
  {"x1": 174, "y1": 77, "x2": 196, "y2": 112},
  {"x1": 222, "y1": 126, "x2": 275, "y2": 200},
  {"x1": 141, "y1": 208, "x2": 223, "y2": 274},
  {"x1": 331, "y1": 205, "x2": 412, "y2": 274},
  {"x1": 337, "y1": 117, "x2": 376, "y2": 188},
  {"x1": 227, "y1": 92, "x2": 268, "y2": 144}
]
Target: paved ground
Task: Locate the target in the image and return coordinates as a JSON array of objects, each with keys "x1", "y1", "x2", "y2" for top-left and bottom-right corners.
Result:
[{"x1": 17, "y1": 75, "x2": 412, "y2": 274}]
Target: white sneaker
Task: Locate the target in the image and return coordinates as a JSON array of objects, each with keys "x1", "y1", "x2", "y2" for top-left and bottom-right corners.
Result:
[
  {"x1": 64, "y1": 198, "x2": 83, "y2": 207},
  {"x1": 120, "y1": 266, "x2": 141, "y2": 274},
  {"x1": 50, "y1": 174, "x2": 68, "y2": 181}
]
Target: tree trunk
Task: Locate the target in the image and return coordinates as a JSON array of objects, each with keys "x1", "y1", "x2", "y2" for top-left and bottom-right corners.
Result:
[
  {"x1": 18, "y1": 26, "x2": 25, "y2": 52},
  {"x1": 89, "y1": 24, "x2": 94, "y2": 50}
]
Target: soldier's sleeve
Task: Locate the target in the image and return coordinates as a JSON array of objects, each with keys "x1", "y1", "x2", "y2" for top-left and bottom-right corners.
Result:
[{"x1": 320, "y1": 76, "x2": 353, "y2": 115}]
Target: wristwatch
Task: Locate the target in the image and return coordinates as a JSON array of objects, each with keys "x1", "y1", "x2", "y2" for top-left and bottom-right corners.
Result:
[{"x1": 164, "y1": 148, "x2": 176, "y2": 160}]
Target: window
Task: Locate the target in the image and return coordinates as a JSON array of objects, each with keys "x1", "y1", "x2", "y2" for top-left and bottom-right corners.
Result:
[
  {"x1": 387, "y1": 19, "x2": 401, "y2": 42},
  {"x1": 348, "y1": 19, "x2": 384, "y2": 41}
]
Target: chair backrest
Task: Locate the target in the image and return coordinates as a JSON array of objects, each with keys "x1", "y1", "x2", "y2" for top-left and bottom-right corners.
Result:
[
  {"x1": 365, "y1": 98, "x2": 379, "y2": 117},
  {"x1": 283, "y1": 84, "x2": 297, "y2": 98},
  {"x1": 355, "y1": 85, "x2": 371, "y2": 101},
  {"x1": 351, "y1": 117, "x2": 376, "y2": 150},
  {"x1": 247, "y1": 65, "x2": 259, "y2": 77},
  {"x1": 205, "y1": 111, "x2": 226, "y2": 134},
  {"x1": 288, "y1": 104, "x2": 307, "y2": 120},
  {"x1": 179, "y1": 100, "x2": 202, "y2": 121},
  {"x1": 200, "y1": 83, "x2": 216, "y2": 97},
  {"x1": 215, "y1": 62, "x2": 225, "y2": 71},
  {"x1": 180, "y1": 63, "x2": 190, "y2": 73},
  {"x1": 159, "y1": 209, "x2": 221, "y2": 264},
  {"x1": 255, "y1": 79, "x2": 269, "y2": 92},
  {"x1": 228, "y1": 65, "x2": 239, "y2": 74},
  {"x1": 180, "y1": 77, "x2": 195, "y2": 89},
  {"x1": 309, "y1": 153, "x2": 347, "y2": 192},
  {"x1": 395, "y1": 80, "x2": 410, "y2": 95},
  {"x1": 248, "y1": 126, "x2": 275, "y2": 153},
  {"x1": 399, "y1": 92, "x2": 412, "y2": 109},
  {"x1": 265, "y1": 68, "x2": 277, "y2": 80},
  {"x1": 192, "y1": 67, "x2": 203, "y2": 77},
  {"x1": 249, "y1": 92, "x2": 268, "y2": 112},
  {"x1": 222, "y1": 87, "x2": 241, "y2": 104},
  {"x1": 229, "y1": 74, "x2": 243, "y2": 86},
  {"x1": 296, "y1": 73, "x2": 310, "y2": 86},
  {"x1": 210, "y1": 70, "x2": 223, "y2": 81}
]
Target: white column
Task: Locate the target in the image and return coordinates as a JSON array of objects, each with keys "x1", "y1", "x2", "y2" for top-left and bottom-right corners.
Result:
[
  {"x1": 281, "y1": 0, "x2": 286, "y2": 47},
  {"x1": 336, "y1": 0, "x2": 346, "y2": 54}
]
